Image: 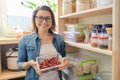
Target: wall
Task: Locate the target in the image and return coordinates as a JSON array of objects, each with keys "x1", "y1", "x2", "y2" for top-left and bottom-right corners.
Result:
[
  {"x1": 79, "y1": 13, "x2": 112, "y2": 24},
  {"x1": 0, "y1": 0, "x2": 7, "y2": 37}
]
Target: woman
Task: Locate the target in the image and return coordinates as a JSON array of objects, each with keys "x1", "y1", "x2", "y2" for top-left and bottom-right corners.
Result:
[{"x1": 17, "y1": 5, "x2": 68, "y2": 80}]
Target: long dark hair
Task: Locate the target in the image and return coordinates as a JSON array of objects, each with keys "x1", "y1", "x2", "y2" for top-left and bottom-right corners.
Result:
[{"x1": 31, "y1": 5, "x2": 56, "y2": 33}]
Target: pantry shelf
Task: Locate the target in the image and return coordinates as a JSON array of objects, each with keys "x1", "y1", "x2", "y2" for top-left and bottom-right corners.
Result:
[
  {"x1": 0, "y1": 70, "x2": 26, "y2": 80},
  {"x1": 0, "y1": 37, "x2": 19, "y2": 45},
  {"x1": 65, "y1": 41, "x2": 112, "y2": 56},
  {"x1": 60, "y1": 4, "x2": 112, "y2": 18}
]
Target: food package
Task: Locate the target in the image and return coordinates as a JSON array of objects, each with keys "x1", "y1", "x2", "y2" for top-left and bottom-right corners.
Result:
[{"x1": 36, "y1": 53, "x2": 62, "y2": 73}]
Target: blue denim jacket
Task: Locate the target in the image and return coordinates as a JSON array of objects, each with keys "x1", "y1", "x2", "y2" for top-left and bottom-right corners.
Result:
[{"x1": 17, "y1": 32, "x2": 66, "y2": 80}]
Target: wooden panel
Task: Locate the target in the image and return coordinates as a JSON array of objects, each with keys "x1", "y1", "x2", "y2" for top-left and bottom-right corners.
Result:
[
  {"x1": 0, "y1": 46, "x2": 1, "y2": 75},
  {"x1": 0, "y1": 38, "x2": 19, "y2": 45},
  {"x1": 0, "y1": 70, "x2": 26, "y2": 80},
  {"x1": 58, "y1": 0, "x2": 62, "y2": 33},
  {"x1": 57, "y1": 0, "x2": 78, "y2": 33},
  {"x1": 60, "y1": 4, "x2": 112, "y2": 18},
  {"x1": 112, "y1": 0, "x2": 120, "y2": 80},
  {"x1": 65, "y1": 41, "x2": 112, "y2": 56},
  {"x1": 65, "y1": 43, "x2": 79, "y2": 53}
]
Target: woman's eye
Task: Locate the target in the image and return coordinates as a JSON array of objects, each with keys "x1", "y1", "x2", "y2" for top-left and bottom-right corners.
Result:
[
  {"x1": 39, "y1": 16, "x2": 44, "y2": 19},
  {"x1": 46, "y1": 17, "x2": 52, "y2": 21}
]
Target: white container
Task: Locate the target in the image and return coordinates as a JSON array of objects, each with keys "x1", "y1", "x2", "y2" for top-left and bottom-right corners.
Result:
[
  {"x1": 96, "y1": 0, "x2": 112, "y2": 7},
  {"x1": 63, "y1": 31, "x2": 85, "y2": 42},
  {"x1": 76, "y1": 0, "x2": 90, "y2": 12},
  {"x1": 65, "y1": 23, "x2": 86, "y2": 32},
  {"x1": 63, "y1": 31, "x2": 75, "y2": 42},
  {"x1": 5, "y1": 48, "x2": 18, "y2": 71},
  {"x1": 62, "y1": 0, "x2": 72, "y2": 15},
  {"x1": 65, "y1": 24, "x2": 77, "y2": 32},
  {"x1": 101, "y1": 0, "x2": 112, "y2": 5},
  {"x1": 96, "y1": 0, "x2": 102, "y2": 7}
]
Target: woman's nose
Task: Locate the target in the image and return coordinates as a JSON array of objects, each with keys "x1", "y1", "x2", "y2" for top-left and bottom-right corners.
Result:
[{"x1": 42, "y1": 19, "x2": 47, "y2": 23}]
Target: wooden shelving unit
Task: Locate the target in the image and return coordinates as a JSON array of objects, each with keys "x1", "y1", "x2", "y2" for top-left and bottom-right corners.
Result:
[
  {"x1": 0, "y1": 37, "x2": 26, "y2": 80},
  {"x1": 58, "y1": 0, "x2": 120, "y2": 80},
  {"x1": 65, "y1": 41, "x2": 112, "y2": 56},
  {"x1": 60, "y1": 4, "x2": 112, "y2": 18},
  {"x1": 0, "y1": 38, "x2": 19, "y2": 45},
  {"x1": 57, "y1": 0, "x2": 120, "y2": 80},
  {"x1": 0, "y1": 70, "x2": 26, "y2": 80}
]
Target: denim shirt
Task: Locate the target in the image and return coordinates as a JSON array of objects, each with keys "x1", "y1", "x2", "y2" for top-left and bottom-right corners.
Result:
[{"x1": 17, "y1": 32, "x2": 66, "y2": 80}]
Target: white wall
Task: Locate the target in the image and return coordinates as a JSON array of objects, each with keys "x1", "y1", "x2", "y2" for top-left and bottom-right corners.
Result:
[{"x1": 0, "y1": 0, "x2": 7, "y2": 37}]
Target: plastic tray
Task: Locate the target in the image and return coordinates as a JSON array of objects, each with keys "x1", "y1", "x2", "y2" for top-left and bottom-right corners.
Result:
[{"x1": 36, "y1": 53, "x2": 62, "y2": 73}]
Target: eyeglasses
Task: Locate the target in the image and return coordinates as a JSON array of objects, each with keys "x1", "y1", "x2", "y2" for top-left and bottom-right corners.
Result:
[{"x1": 35, "y1": 16, "x2": 52, "y2": 22}]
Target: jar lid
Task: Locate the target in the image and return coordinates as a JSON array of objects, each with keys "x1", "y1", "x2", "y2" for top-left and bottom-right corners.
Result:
[
  {"x1": 103, "y1": 24, "x2": 112, "y2": 28},
  {"x1": 91, "y1": 36, "x2": 98, "y2": 38}
]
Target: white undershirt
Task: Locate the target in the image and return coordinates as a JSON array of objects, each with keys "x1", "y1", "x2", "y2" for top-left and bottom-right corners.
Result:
[{"x1": 39, "y1": 43, "x2": 60, "y2": 80}]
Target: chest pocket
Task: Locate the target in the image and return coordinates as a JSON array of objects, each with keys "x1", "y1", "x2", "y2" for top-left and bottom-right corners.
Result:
[{"x1": 27, "y1": 46, "x2": 36, "y2": 60}]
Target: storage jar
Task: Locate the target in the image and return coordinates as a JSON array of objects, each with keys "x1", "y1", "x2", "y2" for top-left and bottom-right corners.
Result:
[
  {"x1": 98, "y1": 30, "x2": 108, "y2": 49},
  {"x1": 76, "y1": 0, "x2": 90, "y2": 12},
  {"x1": 62, "y1": 0, "x2": 72, "y2": 15},
  {"x1": 90, "y1": 30, "x2": 98, "y2": 47}
]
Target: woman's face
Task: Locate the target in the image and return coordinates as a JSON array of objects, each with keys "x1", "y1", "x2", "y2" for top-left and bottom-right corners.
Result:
[{"x1": 35, "y1": 10, "x2": 52, "y2": 32}]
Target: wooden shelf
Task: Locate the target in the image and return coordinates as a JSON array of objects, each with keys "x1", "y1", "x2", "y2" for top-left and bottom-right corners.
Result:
[
  {"x1": 65, "y1": 41, "x2": 112, "y2": 56},
  {"x1": 60, "y1": 4, "x2": 112, "y2": 18},
  {"x1": 0, "y1": 37, "x2": 19, "y2": 45},
  {"x1": 0, "y1": 70, "x2": 26, "y2": 80}
]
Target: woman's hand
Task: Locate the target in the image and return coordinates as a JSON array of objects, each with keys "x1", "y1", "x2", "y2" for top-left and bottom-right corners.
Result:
[
  {"x1": 28, "y1": 60, "x2": 42, "y2": 76},
  {"x1": 58, "y1": 57, "x2": 68, "y2": 70}
]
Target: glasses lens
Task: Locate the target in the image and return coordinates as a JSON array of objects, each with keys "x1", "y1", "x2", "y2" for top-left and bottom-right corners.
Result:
[
  {"x1": 35, "y1": 16, "x2": 52, "y2": 22},
  {"x1": 35, "y1": 16, "x2": 44, "y2": 21},
  {"x1": 45, "y1": 16, "x2": 52, "y2": 21}
]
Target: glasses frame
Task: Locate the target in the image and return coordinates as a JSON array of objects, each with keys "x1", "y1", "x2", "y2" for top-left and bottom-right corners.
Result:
[{"x1": 35, "y1": 16, "x2": 52, "y2": 22}]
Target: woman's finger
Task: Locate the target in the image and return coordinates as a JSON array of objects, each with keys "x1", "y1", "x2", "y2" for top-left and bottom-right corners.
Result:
[
  {"x1": 58, "y1": 57, "x2": 69, "y2": 70},
  {"x1": 29, "y1": 60, "x2": 42, "y2": 76}
]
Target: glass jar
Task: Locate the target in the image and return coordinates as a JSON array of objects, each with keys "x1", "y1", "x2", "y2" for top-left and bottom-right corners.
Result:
[
  {"x1": 98, "y1": 30, "x2": 108, "y2": 49},
  {"x1": 72, "y1": 0, "x2": 76, "y2": 13},
  {"x1": 76, "y1": 0, "x2": 90, "y2": 12},
  {"x1": 101, "y1": 0, "x2": 113, "y2": 6},
  {"x1": 62, "y1": 0, "x2": 72, "y2": 15},
  {"x1": 89, "y1": 0, "x2": 97, "y2": 8},
  {"x1": 90, "y1": 30, "x2": 98, "y2": 47}
]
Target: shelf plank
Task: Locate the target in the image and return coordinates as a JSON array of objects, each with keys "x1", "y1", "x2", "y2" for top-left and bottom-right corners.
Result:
[
  {"x1": 60, "y1": 4, "x2": 112, "y2": 18},
  {"x1": 0, "y1": 38, "x2": 19, "y2": 45},
  {"x1": 65, "y1": 41, "x2": 112, "y2": 56},
  {"x1": 0, "y1": 70, "x2": 26, "y2": 80}
]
